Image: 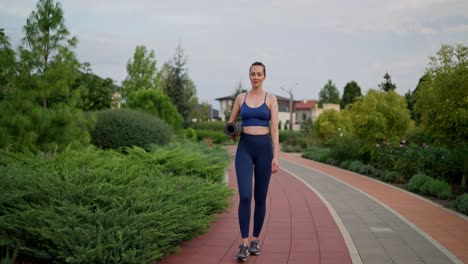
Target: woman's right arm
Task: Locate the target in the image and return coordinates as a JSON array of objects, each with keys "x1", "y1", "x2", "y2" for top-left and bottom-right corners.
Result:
[{"x1": 228, "y1": 93, "x2": 243, "y2": 123}]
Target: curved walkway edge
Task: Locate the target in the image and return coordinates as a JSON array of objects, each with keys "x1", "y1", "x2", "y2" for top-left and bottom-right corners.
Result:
[{"x1": 279, "y1": 152, "x2": 468, "y2": 264}]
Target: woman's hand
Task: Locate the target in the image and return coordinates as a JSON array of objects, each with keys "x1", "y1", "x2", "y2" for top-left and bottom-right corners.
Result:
[{"x1": 272, "y1": 158, "x2": 279, "y2": 174}]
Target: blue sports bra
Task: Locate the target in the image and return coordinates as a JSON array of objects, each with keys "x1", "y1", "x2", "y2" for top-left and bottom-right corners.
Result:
[{"x1": 240, "y1": 92, "x2": 271, "y2": 127}]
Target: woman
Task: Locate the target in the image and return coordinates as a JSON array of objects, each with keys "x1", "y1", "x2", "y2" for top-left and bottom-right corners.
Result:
[{"x1": 228, "y1": 62, "x2": 279, "y2": 262}]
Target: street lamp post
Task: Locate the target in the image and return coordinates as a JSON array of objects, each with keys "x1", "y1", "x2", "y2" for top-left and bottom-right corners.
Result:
[{"x1": 281, "y1": 86, "x2": 295, "y2": 145}]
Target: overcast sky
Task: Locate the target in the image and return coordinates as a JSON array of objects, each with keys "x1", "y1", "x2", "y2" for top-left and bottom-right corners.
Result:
[{"x1": 1, "y1": 0, "x2": 467, "y2": 108}]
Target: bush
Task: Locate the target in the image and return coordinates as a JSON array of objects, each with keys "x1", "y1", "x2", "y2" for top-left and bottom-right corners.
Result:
[
  {"x1": 420, "y1": 178, "x2": 452, "y2": 199},
  {"x1": 191, "y1": 121, "x2": 225, "y2": 131},
  {"x1": 302, "y1": 146, "x2": 331, "y2": 162},
  {"x1": 0, "y1": 145, "x2": 231, "y2": 263},
  {"x1": 126, "y1": 89, "x2": 183, "y2": 131},
  {"x1": 325, "y1": 158, "x2": 338, "y2": 166},
  {"x1": 184, "y1": 128, "x2": 197, "y2": 142},
  {"x1": 339, "y1": 160, "x2": 351, "y2": 169},
  {"x1": 90, "y1": 109, "x2": 173, "y2": 149},
  {"x1": 194, "y1": 129, "x2": 231, "y2": 145},
  {"x1": 408, "y1": 173, "x2": 432, "y2": 192},
  {"x1": 281, "y1": 144, "x2": 302, "y2": 153},
  {"x1": 329, "y1": 134, "x2": 362, "y2": 163},
  {"x1": 348, "y1": 160, "x2": 365, "y2": 173},
  {"x1": 380, "y1": 170, "x2": 399, "y2": 183},
  {"x1": 359, "y1": 164, "x2": 375, "y2": 176},
  {"x1": 453, "y1": 194, "x2": 468, "y2": 215}
]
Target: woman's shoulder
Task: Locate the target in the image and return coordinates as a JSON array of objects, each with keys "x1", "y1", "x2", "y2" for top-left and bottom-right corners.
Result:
[{"x1": 266, "y1": 92, "x2": 278, "y2": 102}]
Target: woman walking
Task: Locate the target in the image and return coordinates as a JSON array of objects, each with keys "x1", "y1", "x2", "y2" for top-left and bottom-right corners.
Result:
[{"x1": 228, "y1": 62, "x2": 279, "y2": 262}]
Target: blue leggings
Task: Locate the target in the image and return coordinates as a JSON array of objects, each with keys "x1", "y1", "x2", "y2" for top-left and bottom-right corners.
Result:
[{"x1": 235, "y1": 134, "x2": 273, "y2": 238}]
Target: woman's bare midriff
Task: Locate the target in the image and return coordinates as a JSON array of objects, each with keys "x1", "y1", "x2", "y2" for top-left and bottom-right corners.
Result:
[{"x1": 242, "y1": 126, "x2": 270, "y2": 135}]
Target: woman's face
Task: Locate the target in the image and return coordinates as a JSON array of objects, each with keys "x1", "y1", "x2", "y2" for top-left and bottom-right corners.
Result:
[{"x1": 249, "y1": 65, "x2": 266, "y2": 89}]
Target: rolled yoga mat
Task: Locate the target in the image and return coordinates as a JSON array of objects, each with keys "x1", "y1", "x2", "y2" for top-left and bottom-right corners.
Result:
[{"x1": 224, "y1": 122, "x2": 242, "y2": 136}]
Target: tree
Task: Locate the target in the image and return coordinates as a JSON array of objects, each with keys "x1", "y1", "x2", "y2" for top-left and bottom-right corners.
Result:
[
  {"x1": 319, "y1": 79, "x2": 340, "y2": 106},
  {"x1": 224, "y1": 80, "x2": 246, "y2": 121},
  {"x1": 74, "y1": 65, "x2": 117, "y2": 111},
  {"x1": 414, "y1": 44, "x2": 468, "y2": 186},
  {"x1": 340, "y1": 81, "x2": 362, "y2": 109},
  {"x1": 314, "y1": 110, "x2": 352, "y2": 144},
  {"x1": 347, "y1": 90, "x2": 413, "y2": 154},
  {"x1": 0, "y1": 29, "x2": 17, "y2": 101},
  {"x1": 161, "y1": 44, "x2": 197, "y2": 125},
  {"x1": 0, "y1": 0, "x2": 90, "y2": 152},
  {"x1": 378, "y1": 72, "x2": 397, "y2": 92},
  {"x1": 121, "y1": 45, "x2": 159, "y2": 100}
]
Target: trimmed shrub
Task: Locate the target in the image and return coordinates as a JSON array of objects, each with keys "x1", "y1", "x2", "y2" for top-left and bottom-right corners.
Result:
[
  {"x1": 340, "y1": 160, "x2": 352, "y2": 170},
  {"x1": 90, "y1": 109, "x2": 173, "y2": 149},
  {"x1": 348, "y1": 160, "x2": 365, "y2": 173},
  {"x1": 184, "y1": 128, "x2": 197, "y2": 142},
  {"x1": 420, "y1": 179, "x2": 452, "y2": 199},
  {"x1": 359, "y1": 164, "x2": 375, "y2": 176},
  {"x1": 0, "y1": 145, "x2": 231, "y2": 263},
  {"x1": 325, "y1": 158, "x2": 338, "y2": 166},
  {"x1": 380, "y1": 170, "x2": 399, "y2": 183},
  {"x1": 194, "y1": 129, "x2": 230, "y2": 145},
  {"x1": 408, "y1": 173, "x2": 432, "y2": 192},
  {"x1": 282, "y1": 144, "x2": 302, "y2": 153},
  {"x1": 191, "y1": 121, "x2": 225, "y2": 131},
  {"x1": 302, "y1": 146, "x2": 331, "y2": 162},
  {"x1": 453, "y1": 194, "x2": 468, "y2": 215}
]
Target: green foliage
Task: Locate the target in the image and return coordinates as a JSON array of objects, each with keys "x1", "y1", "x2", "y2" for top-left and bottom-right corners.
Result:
[
  {"x1": 319, "y1": 79, "x2": 340, "y2": 105},
  {"x1": 281, "y1": 145, "x2": 303, "y2": 153},
  {"x1": 379, "y1": 171, "x2": 399, "y2": 183},
  {"x1": 0, "y1": 145, "x2": 231, "y2": 263},
  {"x1": 161, "y1": 45, "x2": 197, "y2": 124},
  {"x1": 191, "y1": 121, "x2": 225, "y2": 131},
  {"x1": 194, "y1": 129, "x2": 231, "y2": 145},
  {"x1": 341, "y1": 81, "x2": 362, "y2": 109},
  {"x1": 314, "y1": 110, "x2": 351, "y2": 144},
  {"x1": 302, "y1": 146, "x2": 331, "y2": 162},
  {"x1": 348, "y1": 160, "x2": 365, "y2": 173},
  {"x1": 420, "y1": 178, "x2": 452, "y2": 199},
  {"x1": 408, "y1": 173, "x2": 432, "y2": 192},
  {"x1": 126, "y1": 89, "x2": 183, "y2": 131},
  {"x1": 328, "y1": 133, "x2": 362, "y2": 163},
  {"x1": 378, "y1": 72, "x2": 397, "y2": 92},
  {"x1": 0, "y1": 0, "x2": 90, "y2": 153},
  {"x1": 359, "y1": 164, "x2": 375, "y2": 175},
  {"x1": 453, "y1": 194, "x2": 468, "y2": 215},
  {"x1": 414, "y1": 44, "x2": 467, "y2": 146},
  {"x1": 90, "y1": 109, "x2": 173, "y2": 149},
  {"x1": 348, "y1": 90, "x2": 413, "y2": 154},
  {"x1": 122, "y1": 45, "x2": 159, "y2": 100},
  {"x1": 340, "y1": 160, "x2": 351, "y2": 169},
  {"x1": 183, "y1": 128, "x2": 197, "y2": 142},
  {"x1": 0, "y1": 29, "x2": 16, "y2": 101},
  {"x1": 74, "y1": 65, "x2": 117, "y2": 111}
]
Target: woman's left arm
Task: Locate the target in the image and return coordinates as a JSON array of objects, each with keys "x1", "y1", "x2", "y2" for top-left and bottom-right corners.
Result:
[{"x1": 269, "y1": 94, "x2": 280, "y2": 173}]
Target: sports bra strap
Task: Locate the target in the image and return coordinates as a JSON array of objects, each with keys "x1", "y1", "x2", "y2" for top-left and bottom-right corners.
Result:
[
  {"x1": 244, "y1": 92, "x2": 248, "y2": 101},
  {"x1": 264, "y1": 92, "x2": 268, "y2": 103}
]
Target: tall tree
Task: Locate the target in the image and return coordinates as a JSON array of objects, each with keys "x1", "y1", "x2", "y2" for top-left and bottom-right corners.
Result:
[
  {"x1": 161, "y1": 44, "x2": 196, "y2": 124},
  {"x1": 341, "y1": 81, "x2": 362, "y2": 109},
  {"x1": 0, "y1": 0, "x2": 89, "y2": 152},
  {"x1": 121, "y1": 45, "x2": 159, "y2": 100},
  {"x1": 0, "y1": 29, "x2": 17, "y2": 101},
  {"x1": 319, "y1": 79, "x2": 340, "y2": 106},
  {"x1": 378, "y1": 72, "x2": 397, "y2": 92},
  {"x1": 414, "y1": 44, "x2": 468, "y2": 186}
]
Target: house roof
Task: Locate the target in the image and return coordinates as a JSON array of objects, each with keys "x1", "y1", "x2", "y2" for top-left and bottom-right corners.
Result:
[{"x1": 295, "y1": 99, "x2": 317, "y2": 110}]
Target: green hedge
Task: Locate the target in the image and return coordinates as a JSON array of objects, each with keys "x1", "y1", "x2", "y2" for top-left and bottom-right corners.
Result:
[
  {"x1": 302, "y1": 146, "x2": 331, "y2": 162},
  {"x1": 453, "y1": 194, "x2": 468, "y2": 215},
  {"x1": 0, "y1": 144, "x2": 232, "y2": 263},
  {"x1": 407, "y1": 173, "x2": 452, "y2": 199},
  {"x1": 191, "y1": 121, "x2": 225, "y2": 131},
  {"x1": 194, "y1": 129, "x2": 233, "y2": 145},
  {"x1": 89, "y1": 109, "x2": 173, "y2": 149}
]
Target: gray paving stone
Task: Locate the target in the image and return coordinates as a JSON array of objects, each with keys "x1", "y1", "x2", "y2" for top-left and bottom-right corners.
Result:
[{"x1": 280, "y1": 159, "x2": 455, "y2": 264}]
